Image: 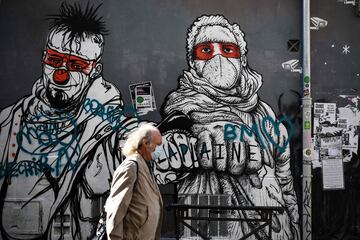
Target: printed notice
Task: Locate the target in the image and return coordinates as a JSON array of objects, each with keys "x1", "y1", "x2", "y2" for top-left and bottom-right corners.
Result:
[
  {"x1": 129, "y1": 81, "x2": 157, "y2": 116},
  {"x1": 322, "y1": 158, "x2": 345, "y2": 190},
  {"x1": 313, "y1": 102, "x2": 337, "y2": 134},
  {"x1": 320, "y1": 134, "x2": 342, "y2": 160}
]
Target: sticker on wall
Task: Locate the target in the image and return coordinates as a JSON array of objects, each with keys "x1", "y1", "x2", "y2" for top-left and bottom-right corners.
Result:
[{"x1": 129, "y1": 81, "x2": 157, "y2": 115}]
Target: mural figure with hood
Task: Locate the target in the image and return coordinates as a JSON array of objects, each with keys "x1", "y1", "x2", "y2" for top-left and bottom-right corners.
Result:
[
  {"x1": 0, "y1": 3, "x2": 137, "y2": 239},
  {"x1": 157, "y1": 15, "x2": 300, "y2": 240}
]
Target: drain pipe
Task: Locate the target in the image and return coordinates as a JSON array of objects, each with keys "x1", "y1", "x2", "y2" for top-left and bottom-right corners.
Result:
[{"x1": 302, "y1": 0, "x2": 312, "y2": 239}]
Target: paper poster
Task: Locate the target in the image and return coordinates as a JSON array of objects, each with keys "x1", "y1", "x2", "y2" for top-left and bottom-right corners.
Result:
[
  {"x1": 337, "y1": 118, "x2": 348, "y2": 129},
  {"x1": 336, "y1": 110, "x2": 359, "y2": 161},
  {"x1": 313, "y1": 102, "x2": 336, "y2": 134},
  {"x1": 129, "y1": 82, "x2": 156, "y2": 115},
  {"x1": 320, "y1": 134, "x2": 342, "y2": 160},
  {"x1": 342, "y1": 125, "x2": 359, "y2": 162},
  {"x1": 319, "y1": 134, "x2": 345, "y2": 189},
  {"x1": 312, "y1": 138, "x2": 321, "y2": 168},
  {"x1": 135, "y1": 85, "x2": 152, "y2": 109},
  {"x1": 322, "y1": 158, "x2": 345, "y2": 190},
  {"x1": 313, "y1": 98, "x2": 360, "y2": 165},
  {"x1": 314, "y1": 102, "x2": 337, "y2": 123}
]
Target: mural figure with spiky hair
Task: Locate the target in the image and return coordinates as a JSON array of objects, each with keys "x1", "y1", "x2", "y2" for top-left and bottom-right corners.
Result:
[{"x1": 0, "y1": 3, "x2": 137, "y2": 239}]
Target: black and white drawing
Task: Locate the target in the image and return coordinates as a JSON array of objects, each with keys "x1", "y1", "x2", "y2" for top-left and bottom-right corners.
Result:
[{"x1": 156, "y1": 15, "x2": 300, "y2": 240}]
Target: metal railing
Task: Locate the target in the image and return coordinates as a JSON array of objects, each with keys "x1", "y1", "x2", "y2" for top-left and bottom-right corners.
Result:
[{"x1": 167, "y1": 203, "x2": 284, "y2": 240}]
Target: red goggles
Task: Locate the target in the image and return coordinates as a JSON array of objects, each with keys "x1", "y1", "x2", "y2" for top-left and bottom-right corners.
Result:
[
  {"x1": 43, "y1": 48, "x2": 96, "y2": 75},
  {"x1": 193, "y1": 42, "x2": 241, "y2": 60}
]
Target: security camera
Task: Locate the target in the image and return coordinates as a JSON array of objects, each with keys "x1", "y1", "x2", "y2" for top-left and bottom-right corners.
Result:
[
  {"x1": 338, "y1": 0, "x2": 356, "y2": 6},
  {"x1": 282, "y1": 59, "x2": 302, "y2": 73},
  {"x1": 310, "y1": 17, "x2": 328, "y2": 30},
  {"x1": 282, "y1": 59, "x2": 299, "y2": 70}
]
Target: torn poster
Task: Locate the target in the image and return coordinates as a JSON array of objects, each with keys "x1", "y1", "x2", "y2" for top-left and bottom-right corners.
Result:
[
  {"x1": 337, "y1": 118, "x2": 348, "y2": 129},
  {"x1": 337, "y1": 107, "x2": 359, "y2": 161},
  {"x1": 312, "y1": 137, "x2": 321, "y2": 169},
  {"x1": 342, "y1": 125, "x2": 359, "y2": 161},
  {"x1": 129, "y1": 82, "x2": 157, "y2": 115},
  {"x1": 339, "y1": 94, "x2": 360, "y2": 110},
  {"x1": 338, "y1": 106, "x2": 360, "y2": 127}
]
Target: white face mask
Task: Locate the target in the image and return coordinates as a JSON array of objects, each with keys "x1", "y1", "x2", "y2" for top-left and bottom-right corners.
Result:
[
  {"x1": 194, "y1": 55, "x2": 241, "y2": 90},
  {"x1": 151, "y1": 145, "x2": 163, "y2": 160}
]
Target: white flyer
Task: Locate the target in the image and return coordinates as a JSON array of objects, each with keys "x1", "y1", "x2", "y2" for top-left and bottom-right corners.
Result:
[{"x1": 322, "y1": 158, "x2": 345, "y2": 190}]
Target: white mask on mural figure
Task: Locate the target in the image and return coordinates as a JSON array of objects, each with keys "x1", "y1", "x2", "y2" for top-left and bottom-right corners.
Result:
[
  {"x1": 193, "y1": 26, "x2": 242, "y2": 90},
  {"x1": 42, "y1": 29, "x2": 104, "y2": 109}
]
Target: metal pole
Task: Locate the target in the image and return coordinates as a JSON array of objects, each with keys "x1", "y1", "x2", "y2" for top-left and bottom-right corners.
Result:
[{"x1": 302, "y1": 0, "x2": 312, "y2": 239}]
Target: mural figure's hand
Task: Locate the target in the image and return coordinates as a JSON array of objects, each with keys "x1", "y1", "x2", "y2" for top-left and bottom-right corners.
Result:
[
  {"x1": 191, "y1": 121, "x2": 270, "y2": 188},
  {"x1": 153, "y1": 132, "x2": 198, "y2": 184}
]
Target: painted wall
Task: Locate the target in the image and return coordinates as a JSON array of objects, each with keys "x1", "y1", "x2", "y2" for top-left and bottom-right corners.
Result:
[
  {"x1": 311, "y1": 1, "x2": 360, "y2": 240},
  {"x1": 0, "y1": 0, "x2": 305, "y2": 239}
]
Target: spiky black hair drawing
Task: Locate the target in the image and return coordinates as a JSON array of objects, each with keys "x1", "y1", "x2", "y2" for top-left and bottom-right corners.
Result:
[{"x1": 47, "y1": 2, "x2": 108, "y2": 42}]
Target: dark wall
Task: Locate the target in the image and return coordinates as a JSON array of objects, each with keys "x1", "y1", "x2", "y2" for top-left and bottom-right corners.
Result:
[{"x1": 311, "y1": 1, "x2": 360, "y2": 239}]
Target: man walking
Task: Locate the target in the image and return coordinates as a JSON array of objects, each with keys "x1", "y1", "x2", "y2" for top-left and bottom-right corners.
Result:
[{"x1": 106, "y1": 124, "x2": 163, "y2": 240}]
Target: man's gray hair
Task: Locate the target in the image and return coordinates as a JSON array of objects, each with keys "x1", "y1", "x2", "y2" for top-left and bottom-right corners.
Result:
[{"x1": 122, "y1": 123, "x2": 159, "y2": 157}]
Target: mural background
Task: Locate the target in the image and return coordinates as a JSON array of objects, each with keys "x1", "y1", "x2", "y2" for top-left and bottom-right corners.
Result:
[
  {"x1": 3, "y1": 0, "x2": 359, "y2": 239},
  {"x1": 0, "y1": 0, "x2": 301, "y2": 239},
  {"x1": 0, "y1": 0, "x2": 301, "y2": 118}
]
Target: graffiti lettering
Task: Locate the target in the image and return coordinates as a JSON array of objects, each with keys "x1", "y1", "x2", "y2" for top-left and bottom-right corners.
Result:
[
  {"x1": 224, "y1": 116, "x2": 294, "y2": 153},
  {"x1": 83, "y1": 98, "x2": 140, "y2": 131},
  {"x1": 0, "y1": 157, "x2": 79, "y2": 180},
  {"x1": 14, "y1": 112, "x2": 81, "y2": 177}
]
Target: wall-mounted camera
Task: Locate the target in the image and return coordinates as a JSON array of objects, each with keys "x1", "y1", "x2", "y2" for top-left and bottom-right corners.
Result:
[
  {"x1": 338, "y1": 0, "x2": 356, "y2": 6},
  {"x1": 338, "y1": 0, "x2": 360, "y2": 17},
  {"x1": 281, "y1": 59, "x2": 302, "y2": 74},
  {"x1": 310, "y1": 17, "x2": 328, "y2": 30}
]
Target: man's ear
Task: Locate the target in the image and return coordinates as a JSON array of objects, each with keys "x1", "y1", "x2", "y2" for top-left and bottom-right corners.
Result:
[
  {"x1": 90, "y1": 62, "x2": 103, "y2": 79},
  {"x1": 140, "y1": 138, "x2": 149, "y2": 148}
]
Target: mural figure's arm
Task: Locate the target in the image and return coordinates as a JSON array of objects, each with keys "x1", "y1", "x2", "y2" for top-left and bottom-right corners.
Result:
[
  {"x1": 105, "y1": 160, "x2": 137, "y2": 240},
  {"x1": 0, "y1": 100, "x2": 25, "y2": 186},
  {"x1": 153, "y1": 111, "x2": 199, "y2": 184},
  {"x1": 153, "y1": 110, "x2": 267, "y2": 184}
]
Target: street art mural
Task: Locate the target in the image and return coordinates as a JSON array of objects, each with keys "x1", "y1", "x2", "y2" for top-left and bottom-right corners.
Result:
[
  {"x1": 155, "y1": 15, "x2": 300, "y2": 240},
  {"x1": 0, "y1": 2, "x2": 302, "y2": 240},
  {"x1": 0, "y1": 3, "x2": 138, "y2": 239}
]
